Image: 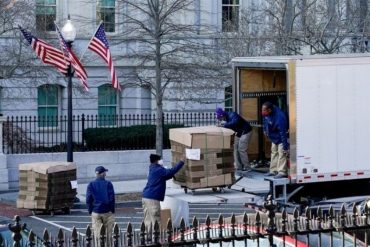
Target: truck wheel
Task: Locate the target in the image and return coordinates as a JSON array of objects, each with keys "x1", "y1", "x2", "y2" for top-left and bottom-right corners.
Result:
[{"x1": 63, "y1": 207, "x2": 71, "y2": 215}]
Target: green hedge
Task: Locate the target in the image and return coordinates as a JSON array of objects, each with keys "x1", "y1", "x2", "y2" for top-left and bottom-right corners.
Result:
[{"x1": 83, "y1": 124, "x2": 184, "y2": 150}]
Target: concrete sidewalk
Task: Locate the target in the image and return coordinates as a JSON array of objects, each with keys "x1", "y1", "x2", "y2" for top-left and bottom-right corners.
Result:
[{"x1": 0, "y1": 171, "x2": 270, "y2": 208}]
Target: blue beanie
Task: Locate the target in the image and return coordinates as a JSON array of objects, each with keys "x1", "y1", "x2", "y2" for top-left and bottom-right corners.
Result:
[{"x1": 215, "y1": 107, "x2": 225, "y2": 120}]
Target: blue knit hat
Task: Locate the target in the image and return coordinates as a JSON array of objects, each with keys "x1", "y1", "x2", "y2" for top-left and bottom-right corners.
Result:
[{"x1": 215, "y1": 107, "x2": 225, "y2": 120}]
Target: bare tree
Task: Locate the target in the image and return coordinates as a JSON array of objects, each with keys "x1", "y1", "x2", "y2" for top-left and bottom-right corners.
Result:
[
  {"x1": 117, "y1": 0, "x2": 226, "y2": 155},
  {"x1": 217, "y1": 0, "x2": 370, "y2": 59},
  {"x1": 0, "y1": 0, "x2": 40, "y2": 80}
]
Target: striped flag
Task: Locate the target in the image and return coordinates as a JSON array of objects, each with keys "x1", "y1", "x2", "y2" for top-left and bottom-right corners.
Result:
[
  {"x1": 87, "y1": 23, "x2": 121, "y2": 90},
  {"x1": 19, "y1": 26, "x2": 69, "y2": 74},
  {"x1": 55, "y1": 24, "x2": 89, "y2": 91}
]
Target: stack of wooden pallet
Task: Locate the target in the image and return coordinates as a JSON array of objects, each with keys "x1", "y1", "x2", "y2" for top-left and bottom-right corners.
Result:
[
  {"x1": 170, "y1": 126, "x2": 235, "y2": 190},
  {"x1": 17, "y1": 162, "x2": 77, "y2": 212}
]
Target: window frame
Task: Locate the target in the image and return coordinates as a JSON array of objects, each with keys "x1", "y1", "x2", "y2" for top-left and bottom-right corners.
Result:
[
  {"x1": 98, "y1": 84, "x2": 118, "y2": 127},
  {"x1": 36, "y1": 0, "x2": 57, "y2": 32},
  {"x1": 37, "y1": 84, "x2": 60, "y2": 128},
  {"x1": 222, "y1": 0, "x2": 240, "y2": 32},
  {"x1": 96, "y1": 0, "x2": 116, "y2": 33},
  {"x1": 224, "y1": 85, "x2": 233, "y2": 112}
]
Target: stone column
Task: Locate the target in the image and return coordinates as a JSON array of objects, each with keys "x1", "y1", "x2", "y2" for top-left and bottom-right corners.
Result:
[{"x1": 0, "y1": 116, "x2": 8, "y2": 190}]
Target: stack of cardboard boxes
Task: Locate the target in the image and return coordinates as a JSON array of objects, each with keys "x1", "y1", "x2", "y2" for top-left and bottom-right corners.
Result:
[
  {"x1": 169, "y1": 126, "x2": 235, "y2": 190},
  {"x1": 17, "y1": 162, "x2": 77, "y2": 212}
]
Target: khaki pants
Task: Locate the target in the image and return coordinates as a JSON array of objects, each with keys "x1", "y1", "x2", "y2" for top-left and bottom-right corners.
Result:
[
  {"x1": 234, "y1": 131, "x2": 252, "y2": 170},
  {"x1": 91, "y1": 212, "x2": 115, "y2": 247},
  {"x1": 270, "y1": 143, "x2": 288, "y2": 175},
  {"x1": 142, "y1": 198, "x2": 161, "y2": 240}
]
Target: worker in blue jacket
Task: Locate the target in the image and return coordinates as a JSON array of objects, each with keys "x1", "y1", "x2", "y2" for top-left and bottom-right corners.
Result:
[
  {"x1": 86, "y1": 166, "x2": 115, "y2": 247},
  {"x1": 262, "y1": 102, "x2": 289, "y2": 179},
  {"x1": 216, "y1": 108, "x2": 252, "y2": 173},
  {"x1": 142, "y1": 154, "x2": 184, "y2": 238}
]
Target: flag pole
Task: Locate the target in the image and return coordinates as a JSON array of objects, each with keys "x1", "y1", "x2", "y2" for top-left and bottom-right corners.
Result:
[{"x1": 80, "y1": 21, "x2": 103, "y2": 62}]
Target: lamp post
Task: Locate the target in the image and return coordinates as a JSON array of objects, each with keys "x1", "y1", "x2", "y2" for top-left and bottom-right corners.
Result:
[{"x1": 61, "y1": 17, "x2": 76, "y2": 162}]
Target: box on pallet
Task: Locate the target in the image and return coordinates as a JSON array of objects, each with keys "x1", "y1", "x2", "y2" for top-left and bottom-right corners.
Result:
[
  {"x1": 17, "y1": 162, "x2": 77, "y2": 211},
  {"x1": 169, "y1": 126, "x2": 234, "y2": 149},
  {"x1": 169, "y1": 126, "x2": 236, "y2": 190}
]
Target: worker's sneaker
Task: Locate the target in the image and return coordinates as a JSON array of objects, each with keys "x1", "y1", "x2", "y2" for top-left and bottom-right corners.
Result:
[
  {"x1": 266, "y1": 172, "x2": 277, "y2": 176},
  {"x1": 274, "y1": 173, "x2": 287, "y2": 179}
]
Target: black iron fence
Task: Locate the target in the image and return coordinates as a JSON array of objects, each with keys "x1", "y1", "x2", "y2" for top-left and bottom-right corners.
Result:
[
  {"x1": 3, "y1": 113, "x2": 217, "y2": 154},
  {"x1": 5, "y1": 196, "x2": 370, "y2": 246}
]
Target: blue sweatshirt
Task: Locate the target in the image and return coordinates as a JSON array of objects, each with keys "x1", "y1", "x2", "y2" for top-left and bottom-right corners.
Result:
[
  {"x1": 223, "y1": 112, "x2": 252, "y2": 137},
  {"x1": 142, "y1": 161, "x2": 184, "y2": 201},
  {"x1": 86, "y1": 177, "x2": 115, "y2": 214},
  {"x1": 263, "y1": 106, "x2": 289, "y2": 150}
]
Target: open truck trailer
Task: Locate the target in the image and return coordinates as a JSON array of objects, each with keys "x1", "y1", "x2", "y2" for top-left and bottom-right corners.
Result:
[{"x1": 231, "y1": 54, "x2": 370, "y2": 206}]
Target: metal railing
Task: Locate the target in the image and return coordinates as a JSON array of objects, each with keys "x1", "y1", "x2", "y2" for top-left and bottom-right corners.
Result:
[
  {"x1": 5, "y1": 196, "x2": 370, "y2": 246},
  {"x1": 2, "y1": 113, "x2": 217, "y2": 154}
]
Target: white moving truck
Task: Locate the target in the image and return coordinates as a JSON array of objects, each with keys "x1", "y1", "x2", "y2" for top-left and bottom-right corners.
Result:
[{"x1": 231, "y1": 54, "x2": 370, "y2": 204}]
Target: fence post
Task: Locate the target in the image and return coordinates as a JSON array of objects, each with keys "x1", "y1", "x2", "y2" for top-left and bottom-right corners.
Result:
[
  {"x1": 8, "y1": 215, "x2": 26, "y2": 247},
  {"x1": 81, "y1": 114, "x2": 85, "y2": 151},
  {"x1": 42, "y1": 229, "x2": 51, "y2": 247},
  {"x1": 27, "y1": 230, "x2": 35, "y2": 247},
  {"x1": 0, "y1": 115, "x2": 6, "y2": 154},
  {"x1": 56, "y1": 229, "x2": 64, "y2": 247},
  {"x1": 263, "y1": 195, "x2": 277, "y2": 247}
]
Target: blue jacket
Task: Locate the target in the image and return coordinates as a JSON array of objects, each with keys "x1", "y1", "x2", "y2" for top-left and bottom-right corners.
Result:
[
  {"x1": 142, "y1": 161, "x2": 184, "y2": 201},
  {"x1": 223, "y1": 112, "x2": 252, "y2": 137},
  {"x1": 86, "y1": 177, "x2": 115, "y2": 214},
  {"x1": 263, "y1": 106, "x2": 289, "y2": 150}
]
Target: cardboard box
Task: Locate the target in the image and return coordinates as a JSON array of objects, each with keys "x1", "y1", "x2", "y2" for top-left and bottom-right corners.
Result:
[
  {"x1": 200, "y1": 173, "x2": 234, "y2": 188},
  {"x1": 160, "y1": 209, "x2": 172, "y2": 230},
  {"x1": 19, "y1": 162, "x2": 76, "y2": 174},
  {"x1": 17, "y1": 162, "x2": 77, "y2": 210},
  {"x1": 169, "y1": 126, "x2": 234, "y2": 149}
]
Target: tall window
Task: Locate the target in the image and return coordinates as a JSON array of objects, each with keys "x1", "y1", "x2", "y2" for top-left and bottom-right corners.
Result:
[
  {"x1": 97, "y1": 0, "x2": 116, "y2": 32},
  {"x1": 224, "y1": 86, "x2": 232, "y2": 112},
  {"x1": 98, "y1": 84, "x2": 117, "y2": 126},
  {"x1": 36, "y1": 0, "x2": 56, "y2": 31},
  {"x1": 222, "y1": 0, "x2": 239, "y2": 32},
  {"x1": 38, "y1": 85, "x2": 59, "y2": 127}
]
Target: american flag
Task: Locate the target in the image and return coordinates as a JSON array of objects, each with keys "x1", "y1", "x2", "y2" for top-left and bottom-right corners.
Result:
[
  {"x1": 87, "y1": 23, "x2": 121, "y2": 90},
  {"x1": 19, "y1": 26, "x2": 68, "y2": 74},
  {"x1": 55, "y1": 24, "x2": 89, "y2": 91}
]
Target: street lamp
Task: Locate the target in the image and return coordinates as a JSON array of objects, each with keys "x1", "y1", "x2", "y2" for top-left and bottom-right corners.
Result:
[{"x1": 62, "y1": 16, "x2": 76, "y2": 162}]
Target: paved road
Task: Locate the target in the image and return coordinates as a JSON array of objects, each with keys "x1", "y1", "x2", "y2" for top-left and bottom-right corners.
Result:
[{"x1": 21, "y1": 202, "x2": 255, "y2": 240}]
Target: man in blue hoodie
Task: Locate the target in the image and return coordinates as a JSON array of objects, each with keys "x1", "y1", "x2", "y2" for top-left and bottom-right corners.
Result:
[
  {"x1": 86, "y1": 166, "x2": 115, "y2": 247},
  {"x1": 142, "y1": 154, "x2": 184, "y2": 237},
  {"x1": 216, "y1": 108, "x2": 252, "y2": 173},
  {"x1": 262, "y1": 102, "x2": 289, "y2": 179}
]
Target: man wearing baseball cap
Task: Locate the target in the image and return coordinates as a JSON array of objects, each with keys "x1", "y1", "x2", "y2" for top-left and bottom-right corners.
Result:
[
  {"x1": 86, "y1": 166, "x2": 115, "y2": 247},
  {"x1": 142, "y1": 154, "x2": 184, "y2": 241}
]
